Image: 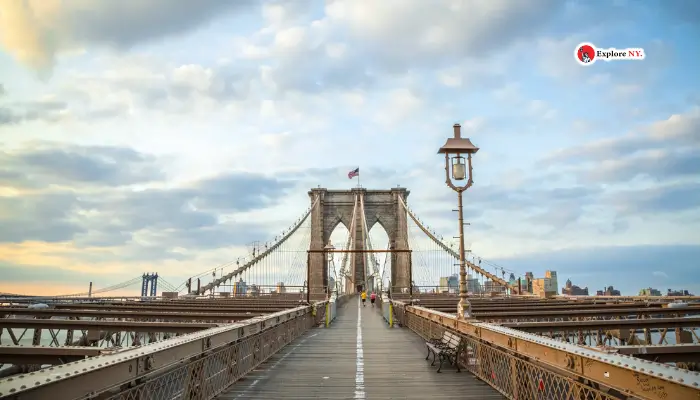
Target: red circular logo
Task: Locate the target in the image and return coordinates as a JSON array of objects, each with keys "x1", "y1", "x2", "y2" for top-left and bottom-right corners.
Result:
[{"x1": 577, "y1": 44, "x2": 595, "y2": 64}]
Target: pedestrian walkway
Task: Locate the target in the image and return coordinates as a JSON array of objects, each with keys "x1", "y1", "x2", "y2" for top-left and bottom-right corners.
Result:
[{"x1": 218, "y1": 297, "x2": 504, "y2": 399}]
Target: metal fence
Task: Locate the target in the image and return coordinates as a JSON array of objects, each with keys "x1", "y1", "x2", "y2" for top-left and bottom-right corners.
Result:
[
  {"x1": 105, "y1": 313, "x2": 313, "y2": 400},
  {"x1": 393, "y1": 301, "x2": 700, "y2": 400},
  {"x1": 0, "y1": 303, "x2": 329, "y2": 400},
  {"x1": 404, "y1": 311, "x2": 619, "y2": 400}
]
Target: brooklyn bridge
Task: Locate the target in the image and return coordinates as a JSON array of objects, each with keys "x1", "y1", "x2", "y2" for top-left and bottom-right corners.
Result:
[{"x1": 1, "y1": 184, "x2": 699, "y2": 400}]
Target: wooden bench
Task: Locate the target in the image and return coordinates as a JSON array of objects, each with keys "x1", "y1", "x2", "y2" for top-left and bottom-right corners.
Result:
[{"x1": 425, "y1": 330, "x2": 464, "y2": 373}]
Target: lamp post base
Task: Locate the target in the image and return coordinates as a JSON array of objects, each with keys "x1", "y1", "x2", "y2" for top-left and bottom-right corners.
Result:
[{"x1": 457, "y1": 298, "x2": 472, "y2": 320}]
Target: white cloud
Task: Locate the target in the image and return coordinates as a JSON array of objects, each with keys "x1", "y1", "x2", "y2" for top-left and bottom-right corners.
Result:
[
  {"x1": 0, "y1": 0, "x2": 257, "y2": 72},
  {"x1": 437, "y1": 68, "x2": 463, "y2": 88},
  {"x1": 1, "y1": 0, "x2": 699, "y2": 295},
  {"x1": 652, "y1": 271, "x2": 668, "y2": 279}
]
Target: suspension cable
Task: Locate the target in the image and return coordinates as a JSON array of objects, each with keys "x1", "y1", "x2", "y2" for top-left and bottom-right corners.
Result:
[
  {"x1": 338, "y1": 194, "x2": 358, "y2": 284},
  {"x1": 397, "y1": 196, "x2": 510, "y2": 287},
  {"x1": 196, "y1": 197, "x2": 319, "y2": 295}
]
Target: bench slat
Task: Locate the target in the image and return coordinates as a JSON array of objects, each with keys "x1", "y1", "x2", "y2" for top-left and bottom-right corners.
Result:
[{"x1": 425, "y1": 330, "x2": 464, "y2": 373}]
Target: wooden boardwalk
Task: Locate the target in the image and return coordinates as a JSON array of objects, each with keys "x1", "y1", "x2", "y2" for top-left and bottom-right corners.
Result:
[{"x1": 218, "y1": 298, "x2": 504, "y2": 399}]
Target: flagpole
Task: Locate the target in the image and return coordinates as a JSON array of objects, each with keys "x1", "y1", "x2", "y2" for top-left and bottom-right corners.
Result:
[{"x1": 357, "y1": 167, "x2": 361, "y2": 188}]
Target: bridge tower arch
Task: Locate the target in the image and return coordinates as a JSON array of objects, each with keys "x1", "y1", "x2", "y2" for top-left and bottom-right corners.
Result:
[{"x1": 308, "y1": 187, "x2": 410, "y2": 298}]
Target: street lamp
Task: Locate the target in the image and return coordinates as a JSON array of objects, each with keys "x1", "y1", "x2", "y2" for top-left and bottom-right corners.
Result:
[
  {"x1": 438, "y1": 123, "x2": 479, "y2": 320},
  {"x1": 324, "y1": 241, "x2": 335, "y2": 300}
]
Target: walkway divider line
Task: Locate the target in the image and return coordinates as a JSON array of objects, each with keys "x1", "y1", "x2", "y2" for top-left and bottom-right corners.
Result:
[{"x1": 355, "y1": 297, "x2": 365, "y2": 399}]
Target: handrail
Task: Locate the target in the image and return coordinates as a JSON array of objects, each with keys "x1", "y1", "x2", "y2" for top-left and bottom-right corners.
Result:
[
  {"x1": 405, "y1": 305, "x2": 700, "y2": 400},
  {"x1": 0, "y1": 303, "x2": 322, "y2": 399}
]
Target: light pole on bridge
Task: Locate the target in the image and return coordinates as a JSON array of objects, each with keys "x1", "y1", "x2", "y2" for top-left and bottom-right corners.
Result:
[{"x1": 438, "y1": 123, "x2": 479, "y2": 320}]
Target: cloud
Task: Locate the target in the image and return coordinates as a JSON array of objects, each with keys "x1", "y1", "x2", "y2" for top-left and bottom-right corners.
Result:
[
  {"x1": 322, "y1": 0, "x2": 561, "y2": 69},
  {"x1": 0, "y1": 1, "x2": 614, "y2": 126},
  {"x1": 657, "y1": 0, "x2": 700, "y2": 25},
  {"x1": 0, "y1": 143, "x2": 164, "y2": 188},
  {"x1": 0, "y1": 97, "x2": 69, "y2": 125},
  {"x1": 652, "y1": 270, "x2": 668, "y2": 279},
  {"x1": 0, "y1": 260, "x2": 132, "y2": 284},
  {"x1": 0, "y1": 57, "x2": 260, "y2": 124},
  {"x1": 0, "y1": 142, "x2": 295, "y2": 255},
  {"x1": 0, "y1": 0, "x2": 257, "y2": 72},
  {"x1": 607, "y1": 182, "x2": 700, "y2": 216},
  {"x1": 0, "y1": 1, "x2": 698, "y2": 297},
  {"x1": 0, "y1": 192, "x2": 85, "y2": 243},
  {"x1": 541, "y1": 107, "x2": 700, "y2": 184}
]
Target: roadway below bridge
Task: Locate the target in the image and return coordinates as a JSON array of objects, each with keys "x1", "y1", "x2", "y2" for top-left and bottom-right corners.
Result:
[{"x1": 218, "y1": 297, "x2": 503, "y2": 399}]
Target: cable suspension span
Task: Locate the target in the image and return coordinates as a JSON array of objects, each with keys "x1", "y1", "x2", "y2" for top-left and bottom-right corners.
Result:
[
  {"x1": 359, "y1": 195, "x2": 381, "y2": 281},
  {"x1": 196, "y1": 197, "x2": 319, "y2": 295},
  {"x1": 338, "y1": 194, "x2": 358, "y2": 282},
  {"x1": 398, "y1": 195, "x2": 510, "y2": 288},
  {"x1": 379, "y1": 241, "x2": 391, "y2": 290},
  {"x1": 16, "y1": 276, "x2": 145, "y2": 299},
  {"x1": 157, "y1": 278, "x2": 180, "y2": 293}
]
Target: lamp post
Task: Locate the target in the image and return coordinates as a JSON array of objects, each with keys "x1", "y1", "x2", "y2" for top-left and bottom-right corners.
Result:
[
  {"x1": 324, "y1": 241, "x2": 335, "y2": 300},
  {"x1": 438, "y1": 123, "x2": 479, "y2": 320}
]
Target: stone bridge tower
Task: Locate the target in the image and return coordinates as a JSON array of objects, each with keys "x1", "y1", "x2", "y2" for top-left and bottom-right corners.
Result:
[{"x1": 308, "y1": 187, "x2": 410, "y2": 298}]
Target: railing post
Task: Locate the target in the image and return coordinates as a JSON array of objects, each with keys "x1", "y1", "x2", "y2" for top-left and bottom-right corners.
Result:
[
  {"x1": 389, "y1": 302, "x2": 393, "y2": 327},
  {"x1": 325, "y1": 302, "x2": 330, "y2": 327},
  {"x1": 509, "y1": 357, "x2": 519, "y2": 399}
]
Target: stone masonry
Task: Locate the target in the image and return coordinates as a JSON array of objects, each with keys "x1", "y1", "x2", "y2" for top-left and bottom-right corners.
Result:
[{"x1": 308, "y1": 187, "x2": 410, "y2": 297}]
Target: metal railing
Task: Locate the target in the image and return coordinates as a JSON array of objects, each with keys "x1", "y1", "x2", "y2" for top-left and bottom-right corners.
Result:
[
  {"x1": 0, "y1": 302, "x2": 330, "y2": 400},
  {"x1": 394, "y1": 301, "x2": 700, "y2": 400}
]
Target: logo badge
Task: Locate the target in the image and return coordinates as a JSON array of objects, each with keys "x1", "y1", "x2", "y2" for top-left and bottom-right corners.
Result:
[
  {"x1": 576, "y1": 43, "x2": 596, "y2": 65},
  {"x1": 575, "y1": 42, "x2": 645, "y2": 66}
]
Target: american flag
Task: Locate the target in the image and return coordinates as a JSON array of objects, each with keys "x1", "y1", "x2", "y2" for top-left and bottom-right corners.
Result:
[{"x1": 348, "y1": 167, "x2": 359, "y2": 179}]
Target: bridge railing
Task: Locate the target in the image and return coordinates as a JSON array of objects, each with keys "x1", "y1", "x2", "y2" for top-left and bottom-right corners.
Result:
[
  {"x1": 397, "y1": 302, "x2": 700, "y2": 400},
  {"x1": 0, "y1": 301, "x2": 331, "y2": 400}
]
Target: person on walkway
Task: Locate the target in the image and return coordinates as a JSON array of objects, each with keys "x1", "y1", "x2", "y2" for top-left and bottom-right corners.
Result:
[
  {"x1": 370, "y1": 291, "x2": 377, "y2": 307},
  {"x1": 361, "y1": 290, "x2": 367, "y2": 306}
]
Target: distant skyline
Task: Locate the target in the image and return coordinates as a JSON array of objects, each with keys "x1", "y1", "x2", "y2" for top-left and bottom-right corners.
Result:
[{"x1": 1, "y1": 1, "x2": 699, "y2": 296}]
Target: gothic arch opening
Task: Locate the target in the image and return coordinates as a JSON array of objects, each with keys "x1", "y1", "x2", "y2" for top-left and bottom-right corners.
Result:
[
  {"x1": 308, "y1": 187, "x2": 411, "y2": 298},
  {"x1": 367, "y1": 221, "x2": 391, "y2": 293},
  {"x1": 327, "y1": 222, "x2": 350, "y2": 294}
]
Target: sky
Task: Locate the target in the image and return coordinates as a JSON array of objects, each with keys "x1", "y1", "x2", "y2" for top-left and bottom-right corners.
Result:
[{"x1": 0, "y1": 0, "x2": 699, "y2": 297}]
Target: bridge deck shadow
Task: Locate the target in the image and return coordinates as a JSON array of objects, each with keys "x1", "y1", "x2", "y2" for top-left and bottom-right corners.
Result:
[{"x1": 217, "y1": 298, "x2": 504, "y2": 399}]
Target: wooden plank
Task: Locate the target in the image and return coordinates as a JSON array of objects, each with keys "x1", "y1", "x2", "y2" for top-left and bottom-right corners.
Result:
[
  {"x1": 361, "y1": 300, "x2": 503, "y2": 399},
  {"x1": 218, "y1": 298, "x2": 504, "y2": 399}
]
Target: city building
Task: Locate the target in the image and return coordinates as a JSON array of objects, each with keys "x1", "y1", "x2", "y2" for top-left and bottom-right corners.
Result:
[
  {"x1": 448, "y1": 274, "x2": 458, "y2": 291},
  {"x1": 562, "y1": 279, "x2": 589, "y2": 296},
  {"x1": 233, "y1": 278, "x2": 247, "y2": 296},
  {"x1": 667, "y1": 289, "x2": 693, "y2": 296},
  {"x1": 438, "y1": 276, "x2": 449, "y2": 292},
  {"x1": 249, "y1": 284, "x2": 260, "y2": 296},
  {"x1": 529, "y1": 270, "x2": 559, "y2": 298},
  {"x1": 524, "y1": 272, "x2": 534, "y2": 294},
  {"x1": 639, "y1": 288, "x2": 661, "y2": 296},
  {"x1": 596, "y1": 286, "x2": 621, "y2": 296},
  {"x1": 508, "y1": 273, "x2": 517, "y2": 286},
  {"x1": 545, "y1": 270, "x2": 558, "y2": 295},
  {"x1": 532, "y1": 279, "x2": 554, "y2": 298},
  {"x1": 439, "y1": 274, "x2": 459, "y2": 293},
  {"x1": 276, "y1": 282, "x2": 286, "y2": 294},
  {"x1": 484, "y1": 280, "x2": 505, "y2": 293},
  {"x1": 466, "y1": 274, "x2": 481, "y2": 294}
]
